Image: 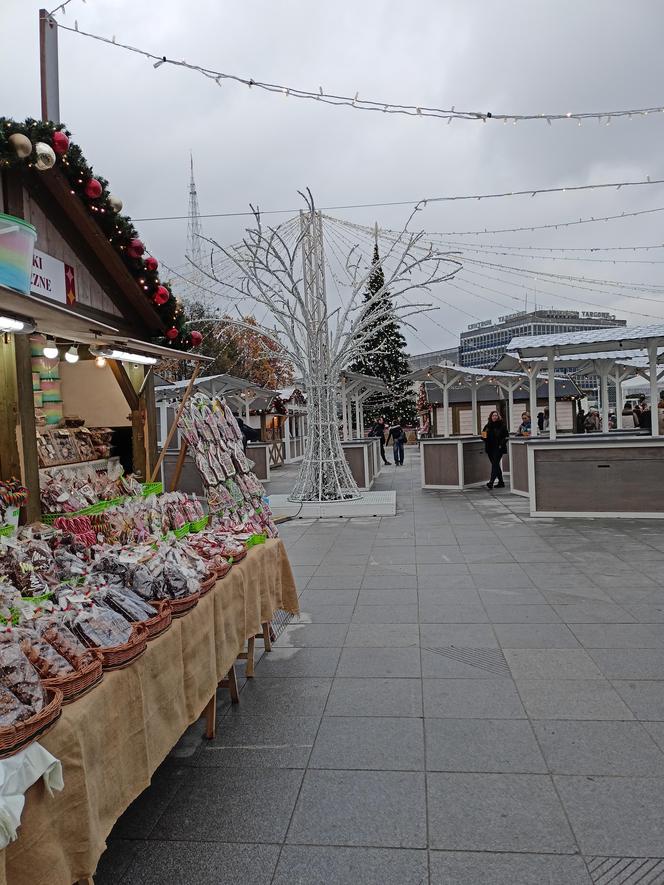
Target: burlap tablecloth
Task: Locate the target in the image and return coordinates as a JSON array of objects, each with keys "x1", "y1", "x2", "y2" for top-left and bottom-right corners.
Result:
[{"x1": 0, "y1": 539, "x2": 298, "y2": 885}]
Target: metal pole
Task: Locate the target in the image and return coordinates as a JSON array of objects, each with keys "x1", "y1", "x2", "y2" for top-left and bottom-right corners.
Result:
[
  {"x1": 470, "y1": 381, "x2": 478, "y2": 436},
  {"x1": 39, "y1": 10, "x2": 60, "y2": 122},
  {"x1": 528, "y1": 366, "x2": 539, "y2": 436},
  {"x1": 600, "y1": 370, "x2": 610, "y2": 434},
  {"x1": 547, "y1": 351, "x2": 557, "y2": 440},
  {"x1": 443, "y1": 383, "x2": 450, "y2": 438},
  {"x1": 507, "y1": 382, "x2": 515, "y2": 432},
  {"x1": 355, "y1": 397, "x2": 361, "y2": 440},
  {"x1": 649, "y1": 341, "x2": 659, "y2": 437}
]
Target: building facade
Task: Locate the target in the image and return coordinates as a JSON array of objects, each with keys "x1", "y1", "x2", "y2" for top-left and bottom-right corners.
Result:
[
  {"x1": 409, "y1": 345, "x2": 459, "y2": 371},
  {"x1": 459, "y1": 310, "x2": 627, "y2": 391}
]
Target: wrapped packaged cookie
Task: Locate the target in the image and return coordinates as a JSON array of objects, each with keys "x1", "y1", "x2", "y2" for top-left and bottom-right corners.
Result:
[
  {"x1": 69, "y1": 605, "x2": 132, "y2": 648},
  {"x1": 0, "y1": 633, "x2": 46, "y2": 714},
  {"x1": 17, "y1": 628, "x2": 75, "y2": 679},
  {"x1": 35, "y1": 615, "x2": 98, "y2": 670},
  {"x1": 0, "y1": 684, "x2": 32, "y2": 727}
]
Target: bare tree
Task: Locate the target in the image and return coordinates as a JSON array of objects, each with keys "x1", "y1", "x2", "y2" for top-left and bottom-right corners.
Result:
[{"x1": 194, "y1": 191, "x2": 461, "y2": 503}]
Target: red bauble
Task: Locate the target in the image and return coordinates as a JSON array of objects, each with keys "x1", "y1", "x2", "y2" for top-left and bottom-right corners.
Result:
[
  {"x1": 127, "y1": 238, "x2": 145, "y2": 259},
  {"x1": 153, "y1": 285, "x2": 169, "y2": 306},
  {"x1": 52, "y1": 131, "x2": 69, "y2": 156},
  {"x1": 190, "y1": 330, "x2": 203, "y2": 347},
  {"x1": 84, "y1": 178, "x2": 102, "y2": 199},
  {"x1": 144, "y1": 256, "x2": 159, "y2": 272},
  {"x1": 165, "y1": 327, "x2": 179, "y2": 341}
]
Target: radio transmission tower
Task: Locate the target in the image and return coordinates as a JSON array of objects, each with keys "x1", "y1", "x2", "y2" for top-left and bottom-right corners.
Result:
[{"x1": 185, "y1": 152, "x2": 206, "y2": 300}]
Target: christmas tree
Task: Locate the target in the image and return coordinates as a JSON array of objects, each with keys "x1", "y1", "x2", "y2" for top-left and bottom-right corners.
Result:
[{"x1": 351, "y1": 243, "x2": 416, "y2": 425}]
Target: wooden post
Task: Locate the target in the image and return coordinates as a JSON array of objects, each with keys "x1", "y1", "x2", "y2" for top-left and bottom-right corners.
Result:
[
  {"x1": 108, "y1": 360, "x2": 148, "y2": 478},
  {"x1": 203, "y1": 693, "x2": 216, "y2": 740},
  {"x1": 150, "y1": 363, "x2": 201, "y2": 482},
  {"x1": 169, "y1": 440, "x2": 188, "y2": 491},
  {"x1": 14, "y1": 335, "x2": 41, "y2": 523},
  {"x1": 142, "y1": 372, "x2": 158, "y2": 479},
  {"x1": 0, "y1": 335, "x2": 22, "y2": 482}
]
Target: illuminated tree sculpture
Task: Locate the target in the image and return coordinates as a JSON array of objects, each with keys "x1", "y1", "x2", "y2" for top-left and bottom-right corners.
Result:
[{"x1": 196, "y1": 192, "x2": 460, "y2": 503}]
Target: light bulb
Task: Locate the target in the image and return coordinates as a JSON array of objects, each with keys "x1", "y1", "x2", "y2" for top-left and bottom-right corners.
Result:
[
  {"x1": 64, "y1": 345, "x2": 79, "y2": 364},
  {"x1": 43, "y1": 339, "x2": 59, "y2": 359},
  {"x1": 95, "y1": 355, "x2": 107, "y2": 368}
]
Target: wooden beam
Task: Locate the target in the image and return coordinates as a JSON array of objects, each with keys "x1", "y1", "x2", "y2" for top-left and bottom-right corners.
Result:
[
  {"x1": 14, "y1": 335, "x2": 41, "y2": 524},
  {"x1": 107, "y1": 360, "x2": 139, "y2": 410},
  {"x1": 0, "y1": 335, "x2": 22, "y2": 482},
  {"x1": 142, "y1": 372, "x2": 158, "y2": 480}
]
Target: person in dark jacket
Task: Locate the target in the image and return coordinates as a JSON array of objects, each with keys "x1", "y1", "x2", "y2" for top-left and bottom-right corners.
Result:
[
  {"x1": 483, "y1": 410, "x2": 508, "y2": 489},
  {"x1": 369, "y1": 416, "x2": 391, "y2": 465},
  {"x1": 386, "y1": 419, "x2": 406, "y2": 466}
]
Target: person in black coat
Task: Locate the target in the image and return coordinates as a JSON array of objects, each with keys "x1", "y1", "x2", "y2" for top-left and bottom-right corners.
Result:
[{"x1": 483, "y1": 410, "x2": 508, "y2": 489}]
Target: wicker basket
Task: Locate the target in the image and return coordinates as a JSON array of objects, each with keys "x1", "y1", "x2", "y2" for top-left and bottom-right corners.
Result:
[
  {"x1": 199, "y1": 574, "x2": 217, "y2": 597},
  {"x1": 99, "y1": 623, "x2": 149, "y2": 670},
  {"x1": 164, "y1": 592, "x2": 200, "y2": 618},
  {"x1": 42, "y1": 651, "x2": 103, "y2": 704},
  {"x1": 143, "y1": 599, "x2": 172, "y2": 640},
  {"x1": 215, "y1": 561, "x2": 232, "y2": 579},
  {"x1": 230, "y1": 547, "x2": 247, "y2": 564},
  {"x1": 0, "y1": 688, "x2": 63, "y2": 758}
]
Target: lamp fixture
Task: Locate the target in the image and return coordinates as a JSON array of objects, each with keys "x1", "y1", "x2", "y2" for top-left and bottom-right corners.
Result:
[
  {"x1": 90, "y1": 346, "x2": 157, "y2": 366},
  {"x1": 95, "y1": 355, "x2": 107, "y2": 368},
  {"x1": 43, "y1": 338, "x2": 59, "y2": 359},
  {"x1": 0, "y1": 315, "x2": 35, "y2": 334},
  {"x1": 64, "y1": 344, "x2": 79, "y2": 364}
]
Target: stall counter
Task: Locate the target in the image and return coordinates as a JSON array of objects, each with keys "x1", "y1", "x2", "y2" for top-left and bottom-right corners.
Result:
[{"x1": 420, "y1": 436, "x2": 490, "y2": 490}]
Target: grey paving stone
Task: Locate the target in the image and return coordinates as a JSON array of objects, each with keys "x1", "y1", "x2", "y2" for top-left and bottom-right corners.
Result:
[
  {"x1": 415, "y1": 546, "x2": 466, "y2": 563},
  {"x1": 516, "y1": 679, "x2": 635, "y2": 720},
  {"x1": 279, "y1": 623, "x2": 348, "y2": 647},
  {"x1": 325, "y1": 677, "x2": 423, "y2": 717},
  {"x1": 344, "y1": 623, "x2": 420, "y2": 647},
  {"x1": 425, "y1": 718, "x2": 546, "y2": 773},
  {"x1": 301, "y1": 588, "x2": 360, "y2": 605},
  {"x1": 494, "y1": 623, "x2": 581, "y2": 648},
  {"x1": 423, "y1": 678, "x2": 526, "y2": 718},
  {"x1": 483, "y1": 603, "x2": 562, "y2": 623},
  {"x1": 151, "y1": 768, "x2": 303, "y2": 842},
  {"x1": 337, "y1": 646, "x2": 421, "y2": 678},
  {"x1": 351, "y1": 604, "x2": 419, "y2": 624},
  {"x1": 417, "y1": 574, "x2": 478, "y2": 591},
  {"x1": 533, "y1": 720, "x2": 664, "y2": 775},
  {"x1": 287, "y1": 769, "x2": 427, "y2": 847},
  {"x1": 612, "y1": 680, "x2": 664, "y2": 720},
  {"x1": 427, "y1": 772, "x2": 576, "y2": 852},
  {"x1": 273, "y1": 846, "x2": 428, "y2": 885},
  {"x1": 625, "y1": 603, "x2": 664, "y2": 622},
  {"x1": 429, "y1": 850, "x2": 592, "y2": 885},
  {"x1": 644, "y1": 721, "x2": 664, "y2": 751},
  {"x1": 504, "y1": 648, "x2": 604, "y2": 680},
  {"x1": 194, "y1": 714, "x2": 319, "y2": 768},
  {"x1": 467, "y1": 563, "x2": 535, "y2": 589},
  {"x1": 417, "y1": 563, "x2": 470, "y2": 577},
  {"x1": 551, "y1": 602, "x2": 635, "y2": 623},
  {"x1": 420, "y1": 623, "x2": 499, "y2": 648},
  {"x1": 294, "y1": 604, "x2": 355, "y2": 623},
  {"x1": 357, "y1": 588, "x2": 419, "y2": 605},
  {"x1": 417, "y1": 603, "x2": 487, "y2": 623},
  {"x1": 234, "y1": 677, "x2": 331, "y2": 716},
  {"x1": 588, "y1": 648, "x2": 664, "y2": 679},
  {"x1": 314, "y1": 563, "x2": 366, "y2": 577},
  {"x1": 310, "y1": 716, "x2": 424, "y2": 770},
  {"x1": 463, "y1": 548, "x2": 516, "y2": 563},
  {"x1": 94, "y1": 839, "x2": 141, "y2": 884},
  {"x1": 306, "y1": 576, "x2": 364, "y2": 591},
  {"x1": 555, "y1": 775, "x2": 664, "y2": 857},
  {"x1": 570, "y1": 623, "x2": 664, "y2": 648},
  {"x1": 116, "y1": 841, "x2": 279, "y2": 885},
  {"x1": 418, "y1": 587, "x2": 483, "y2": 605},
  {"x1": 112, "y1": 763, "x2": 186, "y2": 839},
  {"x1": 254, "y1": 647, "x2": 341, "y2": 677},
  {"x1": 478, "y1": 587, "x2": 548, "y2": 604},
  {"x1": 361, "y1": 574, "x2": 418, "y2": 590}
]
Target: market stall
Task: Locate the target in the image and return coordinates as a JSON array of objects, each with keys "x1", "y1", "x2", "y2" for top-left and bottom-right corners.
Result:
[{"x1": 507, "y1": 325, "x2": 664, "y2": 517}]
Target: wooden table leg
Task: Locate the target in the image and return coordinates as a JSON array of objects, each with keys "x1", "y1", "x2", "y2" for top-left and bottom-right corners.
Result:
[
  {"x1": 226, "y1": 664, "x2": 240, "y2": 703},
  {"x1": 245, "y1": 636, "x2": 255, "y2": 677},
  {"x1": 203, "y1": 693, "x2": 216, "y2": 740},
  {"x1": 262, "y1": 621, "x2": 272, "y2": 652}
]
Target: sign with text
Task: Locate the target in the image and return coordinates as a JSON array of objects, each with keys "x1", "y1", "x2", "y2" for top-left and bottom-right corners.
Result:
[{"x1": 30, "y1": 250, "x2": 76, "y2": 305}]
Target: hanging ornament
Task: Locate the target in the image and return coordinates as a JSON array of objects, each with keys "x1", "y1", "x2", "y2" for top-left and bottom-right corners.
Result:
[
  {"x1": 84, "y1": 178, "x2": 102, "y2": 199},
  {"x1": 144, "y1": 256, "x2": 159, "y2": 272},
  {"x1": 8, "y1": 133, "x2": 32, "y2": 158},
  {"x1": 107, "y1": 194, "x2": 123, "y2": 213},
  {"x1": 127, "y1": 238, "x2": 145, "y2": 259},
  {"x1": 52, "y1": 131, "x2": 69, "y2": 156},
  {"x1": 165, "y1": 327, "x2": 179, "y2": 341},
  {"x1": 34, "y1": 142, "x2": 56, "y2": 171},
  {"x1": 190, "y1": 330, "x2": 203, "y2": 346},
  {"x1": 153, "y1": 285, "x2": 169, "y2": 306}
]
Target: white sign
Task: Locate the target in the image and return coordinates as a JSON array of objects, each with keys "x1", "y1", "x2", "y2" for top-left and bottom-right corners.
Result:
[{"x1": 30, "y1": 250, "x2": 76, "y2": 304}]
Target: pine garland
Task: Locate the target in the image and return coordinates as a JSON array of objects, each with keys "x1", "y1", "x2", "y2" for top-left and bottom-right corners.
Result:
[{"x1": 0, "y1": 117, "x2": 196, "y2": 349}]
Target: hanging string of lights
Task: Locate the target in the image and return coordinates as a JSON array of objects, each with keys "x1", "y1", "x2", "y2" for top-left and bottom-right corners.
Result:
[{"x1": 54, "y1": 20, "x2": 664, "y2": 127}]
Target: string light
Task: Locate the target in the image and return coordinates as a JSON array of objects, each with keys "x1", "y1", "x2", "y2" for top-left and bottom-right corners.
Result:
[{"x1": 54, "y1": 21, "x2": 664, "y2": 128}]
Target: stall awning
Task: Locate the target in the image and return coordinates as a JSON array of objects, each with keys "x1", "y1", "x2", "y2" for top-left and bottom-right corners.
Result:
[
  {"x1": 0, "y1": 286, "x2": 121, "y2": 340},
  {"x1": 508, "y1": 324, "x2": 664, "y2": 359}
]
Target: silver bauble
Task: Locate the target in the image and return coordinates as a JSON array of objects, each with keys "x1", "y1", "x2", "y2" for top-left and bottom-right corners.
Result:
[
  {"x1": 34, "y1": 142, "x2": 56, "y2": 171},
  {"x1": 107, "y1": 194, "x2": 123, "y2": 213},
  {"x1": 8, "y1": 133, "x2": 32, "y2": 159}
]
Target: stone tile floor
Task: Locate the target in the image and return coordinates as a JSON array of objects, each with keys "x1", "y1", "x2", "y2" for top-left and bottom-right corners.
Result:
[{"x1": 97, "y1": 450, "x2": 664, "y2": 884}]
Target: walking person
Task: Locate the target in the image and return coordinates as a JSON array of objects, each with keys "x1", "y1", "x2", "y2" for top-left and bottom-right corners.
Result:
[
  {"x1": 482, "y1": 410, "x2": 508, "y2": 489},
  {"x1": 387, "y1": 419, "x2": 406, "y2": 466},
  {"x1": 369, "y1": 416, "x2": 391, "y2": 465}
]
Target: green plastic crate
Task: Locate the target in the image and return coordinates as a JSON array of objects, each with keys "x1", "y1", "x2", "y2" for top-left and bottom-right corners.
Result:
[
  {"x1": 173, "y1": 523, "x2": 190, "y2": 539},
  {"x1": 246, "y1": 533, "x2": 267, "y2": 548},
  {"x1": 189, "y1": 516, "x2": 208, "y2": 533},
  {"x1": 142, "y1": 482, "x2": 163, "y2": 497}
]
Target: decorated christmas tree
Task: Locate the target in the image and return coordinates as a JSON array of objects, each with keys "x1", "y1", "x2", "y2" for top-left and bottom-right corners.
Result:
[{"x1": 351, "y1": 243, "x2": 416, "y2": 425}]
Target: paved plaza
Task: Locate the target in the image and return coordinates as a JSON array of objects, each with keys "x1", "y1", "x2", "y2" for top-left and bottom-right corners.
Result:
[{"x1": 98, "y1": 450, "x2": 664, "y2": 884}]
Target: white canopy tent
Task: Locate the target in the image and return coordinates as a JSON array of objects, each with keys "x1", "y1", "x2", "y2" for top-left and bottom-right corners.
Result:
[
  {"x1": 338, "y1": 371, "x2": 390, "y2": 440},
  {"x1": 507, "y1": 325, "x2": 664, "y2": 438}
]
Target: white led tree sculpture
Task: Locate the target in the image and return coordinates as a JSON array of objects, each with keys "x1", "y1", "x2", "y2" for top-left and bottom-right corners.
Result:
[{"x1": 195, "y1": 192, "x2": 460, "y2": 503}]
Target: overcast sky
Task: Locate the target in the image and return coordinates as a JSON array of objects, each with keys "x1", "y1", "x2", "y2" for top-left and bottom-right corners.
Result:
[{"x1": 3, "y1": 0, "x2": 664, "y2": 352}]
